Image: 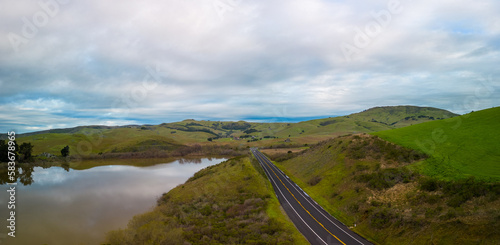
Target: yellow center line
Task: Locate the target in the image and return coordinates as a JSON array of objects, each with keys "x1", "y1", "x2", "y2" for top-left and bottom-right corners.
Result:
[{"x1": 256, "y1": 152, "x2": 346, "y2": 245}]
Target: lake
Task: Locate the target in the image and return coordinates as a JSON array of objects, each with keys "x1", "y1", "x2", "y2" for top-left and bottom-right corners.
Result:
[{"x1": 0, "y1": 158, "x2": 227, "y2": 245}]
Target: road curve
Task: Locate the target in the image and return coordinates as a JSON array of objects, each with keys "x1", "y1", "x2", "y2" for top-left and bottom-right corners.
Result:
[{"x1": 251, "y1": 148, "x2": 372, "y2": 245}]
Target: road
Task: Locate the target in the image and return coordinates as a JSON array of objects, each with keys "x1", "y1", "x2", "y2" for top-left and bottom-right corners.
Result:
[{"x1": 251, "y1": 148, "x2": 372, "y2": 245}]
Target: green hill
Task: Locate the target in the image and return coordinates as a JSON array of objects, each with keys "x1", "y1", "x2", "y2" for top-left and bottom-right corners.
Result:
[
  {"x1": 272, "y1": 106, "x2": 457, "y2": 140},
  {"x1": 268, "y1": 134, "x2": 500, "y2": 244},
  {"x1": 105, "y1": 156, "x2": 309, "y2": 244},
  {"x1": 348, "y1": 106, "x2": 458, "y2": 127},
  {"x1": 16, "y1": 126, "x2": 189, "y2": 156},
  {"x1": 14, "y1": 106, "x2": 459, "y2": 157},
  {"x1": 374, "y1": 107, "x2": 500, "y2": 181}
]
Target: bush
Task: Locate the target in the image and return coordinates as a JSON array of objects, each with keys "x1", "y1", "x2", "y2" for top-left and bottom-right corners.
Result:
[
  {"x1": 420, "y1": 178, "x2": 439, "y2": 192},
  {"x1": 371, "y1": 209, "x2": 395, "y2": 229},
  {"x1": 447, "y1": 195, "x2": 468, "y2": 207},
  {"x1": 440, "y1": 177, "x2": 499, "y2": 207},
  {"x1": 307, "y1": 175, "x2": 322, "y2": 186},
  {"x1": 61, "y1": 145, "x2": 70, "y2": 157},
  {"x1": 441, "y1": 209, "x2": 457, "y2": 220},
  {"x1": 319, "y1": 120, "x2": 337, "y2": 126},
  {"x1": 356, "y1": 168, "x2": 415, "y2": 190}
]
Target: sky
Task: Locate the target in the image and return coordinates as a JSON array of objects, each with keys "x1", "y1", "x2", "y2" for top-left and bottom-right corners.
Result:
[{"x1": 1, "y1": 0, "x2": 499, "y2": 133}]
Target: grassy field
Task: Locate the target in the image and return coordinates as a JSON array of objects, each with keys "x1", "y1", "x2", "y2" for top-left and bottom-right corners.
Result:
[
  {"x1": 104, "y1": 156, "x2": 309, "y2": 244},
  {"x1": 374, "y1": 107, "x2": 500, "y2": 181},
  {"x1": 14, "y1": 106, "x2": 458, "y2": 158},
  {"x1": 270, "y1": 134, "x2": 500, "y2": 244},
  {"x1": 348, "y1": 106, "x2": 457, "y2": 127}
]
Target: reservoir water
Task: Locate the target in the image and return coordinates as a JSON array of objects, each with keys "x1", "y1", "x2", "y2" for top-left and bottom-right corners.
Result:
[{"x1": 0, "y1": 158, "x2": 226, "y2": 245}]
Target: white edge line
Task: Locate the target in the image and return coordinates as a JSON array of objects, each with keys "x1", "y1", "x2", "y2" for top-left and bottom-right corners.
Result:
[
  {"x1": 258, "y1": 151, "x2": 366, "y2": 245},
  {"x1": 254, "y1": 152, "x2": 328, "y2": 245}
]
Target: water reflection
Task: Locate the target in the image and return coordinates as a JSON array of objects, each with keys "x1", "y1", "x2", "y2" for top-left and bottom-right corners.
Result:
[
  {"x1": 0, "y1": 163, "x2": 36, "y2": 186},
  {"x1": 178, "y1": 158, "x2": 203, "y2": 164},
  {"x1": 0, "y1": 157, "x2": 209, "y2": 186},
  {"x1": 0, "y1": 158, "x2": 226, "y2": 245}
]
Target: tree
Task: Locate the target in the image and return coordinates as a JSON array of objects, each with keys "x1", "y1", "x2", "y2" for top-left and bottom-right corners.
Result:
[
  {"x1": 19, "y1": 142, "x2": 34, "y2": 162},
  {"x1": 0, "y1": 140, "x2": 7, "y2": 162},
  {"x1": 0, "y1": 140, "x2": 18, "y2": 162},
  {"x1": 61, "y1": 145, "x2": 70, "y2": 157}
]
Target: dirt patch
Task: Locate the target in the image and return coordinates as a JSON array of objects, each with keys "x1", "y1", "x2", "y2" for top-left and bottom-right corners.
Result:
[{"x1": 368, "y1": 182, "x2": 418, "y2": 207}]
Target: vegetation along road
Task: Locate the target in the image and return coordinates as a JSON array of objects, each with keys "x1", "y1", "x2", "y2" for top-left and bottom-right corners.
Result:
[{"x1": 252, "y1": 148, "x2": 372, "y2": 245}]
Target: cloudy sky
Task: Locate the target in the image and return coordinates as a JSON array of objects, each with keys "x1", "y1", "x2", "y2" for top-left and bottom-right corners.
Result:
[{"x1": 1, "y1": 0, "x2": 499, "y2": 133}]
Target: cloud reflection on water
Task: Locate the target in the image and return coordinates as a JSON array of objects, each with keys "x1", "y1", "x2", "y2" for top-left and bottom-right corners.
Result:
[{"x1": 0, "y1": 158, "x2": 226, "y2": 245}]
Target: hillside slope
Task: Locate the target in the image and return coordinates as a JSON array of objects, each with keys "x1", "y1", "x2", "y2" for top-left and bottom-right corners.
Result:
[
  {"x1": 269, "y1": 134, "x2": 500, "y2": 244},
  {"x1": 14, "y1": 106, "x2": 458, "y2": 156},
  {"x1": 105, "y1": 156, "x2": 309, "y2": 244},
  {"x1": 348, "y1": 106, "x2": 458, "y2": 127},
  {"x1": 374, "y1": 106, "x2": 500, "y2": 181}
]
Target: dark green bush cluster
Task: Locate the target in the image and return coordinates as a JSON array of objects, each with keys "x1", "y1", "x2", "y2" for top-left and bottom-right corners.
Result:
[
  {"x1": 346, "y1": 136, "x2": 426, "y2": 163},
  {"x1": 370, "y1": 209, "x2": 399, "y2": 229},
  {"x1": 221, "y1": 122, "x2": 252, "y2": 130},
  {"x1": 347, "y1": 139, "x2": 369, "y2": 159},
  {"x1": 180, "y1": 197, "x2": 290, "y2": 245},
  {"x1": 163, "y1": 125, "x2": 219, "y2": 136},
  {"x1": 243, "y1": 128, "x2": 261, "y2": 134},
  {"x1": 307, "y1": 175, "x2": 322, "y2": 186},
  {"x1": 157, "y1": 191, "x2": 294, "y2": 245},
  {"x1": 263, "y1": 135, "x2": 277, "y2": 139},
  {"x1": 356, "y1": 168, "x2": 416, "y2": 190},
  {"x1": 418, "y1": 177, "x2": 500, "y2": 207},
  {"x1": 319, "y1": 120, "x2": 337, "y2": 126},
  {"x1": 185, "y1": 122, "x2": 203, "y2": 127}
]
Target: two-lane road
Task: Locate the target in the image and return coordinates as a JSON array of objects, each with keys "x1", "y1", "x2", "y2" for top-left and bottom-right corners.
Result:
[{"x1": 251, "y1": 148, "x2": 372, "y2": 245}]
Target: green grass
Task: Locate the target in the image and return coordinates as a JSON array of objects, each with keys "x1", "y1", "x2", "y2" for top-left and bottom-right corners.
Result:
[
  {"x1": 271, "y1": 134, "x2": 500, "y2": 244},
  {"x1": 374, "y1": 107, "x2": 500, "y2": 181},
  {"x1": 348, "y1": 106, "x2": 457, "y2": 127},
  {"x1": 104, "y1": 156, "x2": 309, "y2": 244},
  {"x1": 16, "y1": 106, "x2": 458, "y2": 157}
]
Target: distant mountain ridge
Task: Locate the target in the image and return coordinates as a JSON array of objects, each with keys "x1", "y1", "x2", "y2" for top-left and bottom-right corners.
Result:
[
  {"x1": 13, "y1": 105, "x2": 458, "y2": 137},
  {"x1": 10, "y1": 105, "x2": 460, "y2": 155},
  {"x1": 16, "y1": 125, "x2": 138, "y2": 138}
]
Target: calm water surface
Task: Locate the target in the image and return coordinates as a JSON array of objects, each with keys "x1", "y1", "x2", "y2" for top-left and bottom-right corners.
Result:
[{"x1": 0, "y1": 158, "x2": 226, "y2": 245}]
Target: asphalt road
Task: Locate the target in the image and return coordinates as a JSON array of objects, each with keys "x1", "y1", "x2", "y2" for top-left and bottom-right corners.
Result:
[{"x1": 251, "y1": 148, "x2": 372, "y2": 245}]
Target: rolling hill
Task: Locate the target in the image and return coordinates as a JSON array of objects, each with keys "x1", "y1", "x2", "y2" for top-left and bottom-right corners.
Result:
[
  {"x1": 374, "y1": 106, "x2": 500, "y2": 181},
  {"x1": 13, "y1": 105, "x2": 458, "y2": 157},
  {"x1": 267, "y1": 128, "x2": 499, "y2": 243}
]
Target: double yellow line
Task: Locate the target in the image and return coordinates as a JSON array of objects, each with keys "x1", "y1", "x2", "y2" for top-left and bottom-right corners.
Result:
[{"x1": 256, "y1": 151, "x2": 346, "y2": 245}]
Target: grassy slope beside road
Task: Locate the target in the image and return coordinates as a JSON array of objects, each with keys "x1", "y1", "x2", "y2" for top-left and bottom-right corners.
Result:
[
  {"x1": 270, "y1": 133, "x2": 500, "y2": 244},
  {"x1": 374, "y1": 106, "x2": 500, "y2": 181},
  {"x1": 105, "y1": 156, "x2": 309, "y2": 245}
]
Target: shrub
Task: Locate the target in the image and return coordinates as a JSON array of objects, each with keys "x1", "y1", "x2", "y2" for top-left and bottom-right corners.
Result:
[
  {"x1": 371, "y1": 209, "x2": 394, "y2": 229},
  {"x1": 61, "y1": 145, "x2": 70, "y2": 157},
  {"x1": 447, "y1": 195, "x2": 467, "y2": 207},
  {"x1": 307, "y1": 175, "x2": 322, "y2": 186},
  {"x1": 356, "y1": 168, "x2": 415, "y2": 190},
  {"x1": 420, "y1": 178, "x2": 439, "y2": 192},
  {"x1": 441, "y1": 209, "x2": 457, "y2": 220}
]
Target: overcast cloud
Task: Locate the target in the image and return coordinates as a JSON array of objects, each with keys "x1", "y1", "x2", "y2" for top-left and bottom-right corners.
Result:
[{"x1": 1, "y1": 0, "x2": 499, "y2": 133}]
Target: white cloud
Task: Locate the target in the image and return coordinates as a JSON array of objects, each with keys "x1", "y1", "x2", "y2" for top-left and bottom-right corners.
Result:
[{"x1": 0, "y1": 0, "x2": 499, "y2": 133}]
